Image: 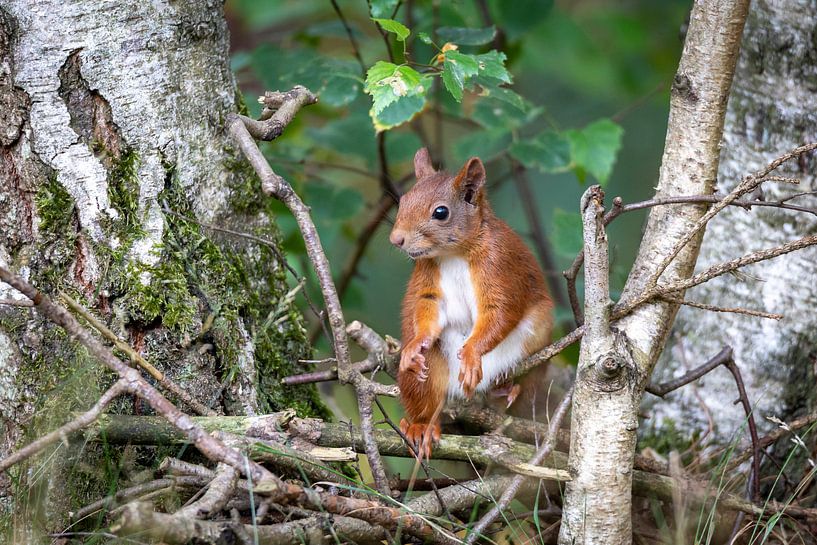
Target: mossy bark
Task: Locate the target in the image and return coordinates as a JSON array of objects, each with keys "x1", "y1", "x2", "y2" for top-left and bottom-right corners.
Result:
[{"x1": 0, "y1": 1, "x2": 328, "y2": 540}]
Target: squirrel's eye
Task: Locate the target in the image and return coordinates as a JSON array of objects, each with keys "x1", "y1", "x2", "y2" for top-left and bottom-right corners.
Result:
[{"x1": 432, "y1": 206, "x2": 449, "y2": 220}]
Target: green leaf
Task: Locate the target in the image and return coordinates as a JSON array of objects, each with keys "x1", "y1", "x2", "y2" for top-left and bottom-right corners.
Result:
[
  {"x1": 364, "y1": 62, "x2": 426, "y2": 115},
  {"x1": 509, "y1": 131, "x2": 571, "y2": 172},
  {"x1": 437, "y1": 25, "x2": 497, "y2": 46},
  {"x1": 477, "y1": 83, "x2": 528, "y2": 111},
  {"x1": 442, "y1": 50, "x2": 480, "y2": 102},
  {"x1": 369, "y1": 0, "x2": 399, "y2": 18},
  {"x1": 418, "y1": 31, "x2": 433, "y2": 44},
  {"x1": 472, "y1": 97, "x2": 539, "y2": 131},
  {"x1": 565, "y1": 119, "x2": 624, "y2": 185},
  {"x1": 372, "y1": 94, "x2": 426, "y2": 131},
  {"x1": 551, "y1": 209, "x2": 584, "y2": 258},
  {"x1": 372, "y1": 18, "x2": 410, "y2": 41},
  {"x1": 364, "y1": 61, "x2": 429, "y2": 130},
  {"x1": 474, "y1": 51, "x2": 512, "y2": 83}
]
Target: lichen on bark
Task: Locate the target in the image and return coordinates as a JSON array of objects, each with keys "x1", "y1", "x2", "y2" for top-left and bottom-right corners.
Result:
[{"x1": 0, "y1": 0, "x2": 329, "y2": 537}]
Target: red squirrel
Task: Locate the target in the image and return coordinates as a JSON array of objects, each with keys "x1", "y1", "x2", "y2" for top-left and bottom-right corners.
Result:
[{"x1": 390, "y1": 148, "x2": 554, "y2": 458}]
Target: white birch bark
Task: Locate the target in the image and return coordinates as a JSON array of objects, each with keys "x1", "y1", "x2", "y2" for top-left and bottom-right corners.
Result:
[
  {"x1": 0, "y1": 0, "x2": 318, "y2": 536},
  {"x1": 559, "y1": 1, "x2": 750, "y2": 543},
  {"x1": 648, "y1": 0, "x2": 817, "y2": 444}
]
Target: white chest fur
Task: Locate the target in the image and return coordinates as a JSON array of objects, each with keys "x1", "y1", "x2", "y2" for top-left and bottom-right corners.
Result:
[{"x1": 436, "y1": 257, "x2": 534, "y2": 398}]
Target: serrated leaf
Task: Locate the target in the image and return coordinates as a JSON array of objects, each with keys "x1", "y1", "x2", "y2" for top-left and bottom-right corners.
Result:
[
  {"x1": 565, "y1": 119, "x2": 624, "y2": 185},
  {"x1": 474, "y1": 51, "x2": 512, "y2": 83},
  {"x1": 365, "y1": 62, "x2": 426, "y2": 115},
  {"x1": 365, "y1": 60, "x2": 399, "y2": 85},
  {"x1": 418, "y1": 31, "x2": 433, "y2": 44},
  {"x1": 477, "y1": 83, "x2": 527, "y2": 111},
  {"x1": 371, "y1": 93, "x2": 426, "y2": 131},
  {"x1": 551, "y1": 209, "x2": 584, "y2": 258},
  {"x1": 372, "y1": 18, "x2": 410, "y2": 41},
  {"x1": 442, "y1": 50, "x2": 480, "y2": 102},
  {"x1": 446, "y1": 50, "x2": 480, "y2": 76},
  {"x1": 509, "y1": 131, "x2": 571, "y2": 172},
  {"x1": 369, "y1": 0, "x2": 399, "y2": 18},
  {"x1": 437, "y1": 25, "x2": 497, "y2": 46}
]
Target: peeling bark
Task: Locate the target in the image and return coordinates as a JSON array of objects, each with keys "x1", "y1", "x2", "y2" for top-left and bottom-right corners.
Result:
[{"x1": 0, "y1": 0, "x2": 325, "y2": 537}]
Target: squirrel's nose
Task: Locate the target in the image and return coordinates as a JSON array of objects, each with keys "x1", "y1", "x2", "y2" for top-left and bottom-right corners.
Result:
[{"x1": 390, "y1": 231, "x2": 406, "y2": 248}]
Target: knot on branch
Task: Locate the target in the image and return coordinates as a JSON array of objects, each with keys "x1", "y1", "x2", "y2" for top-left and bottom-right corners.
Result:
[{"x1": 671, "y1": 72, "x2": 698, "y2": 102}]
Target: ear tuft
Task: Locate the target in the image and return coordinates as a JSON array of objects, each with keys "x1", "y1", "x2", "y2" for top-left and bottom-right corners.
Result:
[
  {"x1": 414, "y1": 148, "x2": 436, "y2": 180},
  {"x1": 455, "y1": 157, "x2": 486, "y2": 205}
]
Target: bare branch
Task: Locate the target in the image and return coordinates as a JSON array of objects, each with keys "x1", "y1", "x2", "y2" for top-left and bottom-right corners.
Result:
[
  {"x1": 646, "y1": 142, "x2": 817, "y2": 289},
  {"x1": 174, "y1": 463, "x2": 238, "y2": 519},
  {"x1": 659, "y1": 293, "x2": 783, "y2": 320}
]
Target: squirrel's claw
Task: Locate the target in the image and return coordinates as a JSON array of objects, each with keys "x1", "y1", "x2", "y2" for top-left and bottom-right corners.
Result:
[
  {"x1": 400, "y1": 418, "x2": 441, "y2": 460},
  {"x1": 457, "y1": 345, "x2": 483, "y2": 398}
]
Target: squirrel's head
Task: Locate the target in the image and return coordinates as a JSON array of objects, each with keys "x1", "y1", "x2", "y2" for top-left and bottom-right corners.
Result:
[{"x1": 389, "y1": 148, "x2": 488, "y2": 259}]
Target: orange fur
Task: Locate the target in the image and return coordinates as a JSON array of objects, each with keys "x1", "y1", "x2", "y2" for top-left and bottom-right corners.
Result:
[{"x1": 391, "y1": 148, "x2": 553, "y2": 458}]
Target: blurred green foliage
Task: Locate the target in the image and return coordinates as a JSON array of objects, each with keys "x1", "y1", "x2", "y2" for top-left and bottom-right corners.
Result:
[{"x1": 225, "y1": 0, "x2": 689, "y2": 363}]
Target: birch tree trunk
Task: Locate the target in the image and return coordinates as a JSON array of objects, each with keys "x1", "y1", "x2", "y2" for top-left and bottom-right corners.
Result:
[
  {"x1": 648, "y1": 0, "x2": 817, "y2": 448},
  {"x1": 559, "y1": 1, "x2": 750, "y2": 543},
  {"x1": 0, "y1": 0, "x2": 325, "y2": 538}
]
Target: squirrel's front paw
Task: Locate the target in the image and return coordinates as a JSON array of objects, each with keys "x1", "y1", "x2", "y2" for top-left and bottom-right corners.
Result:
[
  {"x1": 400, "y1": 337, "x2": 432, "y2": 381},
  {"x1": 400, "y1": 418, "x2": 441, "y2": 460},
  {"x1": 457, "y1": 345, "x2": 483, "y2": 398}
]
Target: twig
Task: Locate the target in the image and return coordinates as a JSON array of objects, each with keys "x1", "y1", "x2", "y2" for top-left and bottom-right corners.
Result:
[
  {"x1": 113, "y1": 501, "x2": 390, "y2": 545},
  {"x1": 725, "y1": 411, "x2": 817, "y2": 471},
  {"x1": 377, "y1": 133, "x2": 401, "y2": 202},
  {"x1": 226, "y1": 87, "x2": 351, "y2": 379},
  {"x1": 645, "y1": 346, "x2": 761, "y2": 501},
  {"x1": 281, "y1": 368, "x2": 338, "y2": 386},
  {"x1": 620, "y1": 193, "x2": 817, "y2": 217},
  {"x1": 174, "y1": 463, "x2": 239, "y2": 519},
  {"x1": 60, "y1": 292, "x2": 217, "y2": 416},
  {"x1": 368, "y1": 0, "x2": 396, "y2": 64},
  {"x1": 646, "y1": 142, "x2": 817, "y2": 288},
  {"x1": 337, "y1": 193, "x2": 396, "y2": 300},
  {"x1": 659, "y1": 293, "x2": 782, "y2": 320},
  {"x1": 0, "y1": 265, "x2": 282, "y2": 491},
  {"x1": 464, "y1": 387, "x2": 574, "y2": 544},
  {"x1": 722, "y1": 357, "x2": 762, "y2": 502},
  {"x1": 329, "y1": 0, "x2": 366, "y2": 74},
  {"x1": 0, "y1": 379, "x2": 129, "y2": 472},
  {"x1": 72, "y1": 476, "x2": 209, "y2": 522},
  {"x1": 646, "y1": 346, "x2": 734, "y2": 397}
]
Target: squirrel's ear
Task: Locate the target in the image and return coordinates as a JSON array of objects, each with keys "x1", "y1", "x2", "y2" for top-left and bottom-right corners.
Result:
[
  {"x1": 414, "y1": 147, "x2": 435, "y2": 179},
  {"x1": 454, "y1": 157, "x2": 486, "y2": 205}
]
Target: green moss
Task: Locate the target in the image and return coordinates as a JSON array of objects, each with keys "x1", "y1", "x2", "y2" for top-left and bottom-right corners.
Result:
[
  {"x1": 33, "y1": 175, "x2": 78, "y2": 292},
  {"x1": 35, "y1": 174, "x2": 75, "y2": 234},
  {"x1": 106, "y1": 147, "x2": 145, "y2": 241},
  {"x1": 236, "y1": 89, "x2": 250, "y2": 116},
  {"x1": 153, "y1": 167, "x2": 329, "y2": 418}
]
